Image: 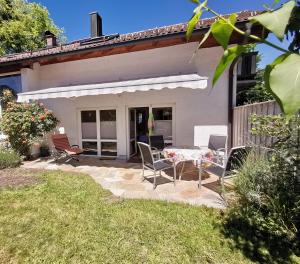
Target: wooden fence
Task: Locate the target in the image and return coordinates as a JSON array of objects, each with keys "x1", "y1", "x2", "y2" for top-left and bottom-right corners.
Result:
[{"x1": 232, "y1": 101, "x2": 281, "y2": 147}]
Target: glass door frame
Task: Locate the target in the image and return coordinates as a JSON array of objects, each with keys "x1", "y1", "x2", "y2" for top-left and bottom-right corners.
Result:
[
  {"x1": 77, "y1": 107, "x2": 118, "y2": 157},
  {"x1": 126, "y1": 103, "x2": 175, "y2": 159}
]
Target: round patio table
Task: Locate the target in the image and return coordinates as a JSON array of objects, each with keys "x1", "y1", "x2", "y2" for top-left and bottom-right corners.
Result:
[{"x1": 163, "y1": 146, "x2": 210, "y2": 186}]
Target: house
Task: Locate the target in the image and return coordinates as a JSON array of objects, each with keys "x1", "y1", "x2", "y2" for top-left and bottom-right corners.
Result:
[{"x1": 0, "y1": 11, "x2": 261, "y2": 159}]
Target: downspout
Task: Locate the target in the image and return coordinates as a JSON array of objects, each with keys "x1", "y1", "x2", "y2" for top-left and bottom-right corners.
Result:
[{"x1": 228, "y1": 59, "x2": 238, "y2": 149}]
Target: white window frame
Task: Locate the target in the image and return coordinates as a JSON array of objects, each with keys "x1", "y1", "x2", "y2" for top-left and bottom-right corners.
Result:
[{"x1": 77, "y1": 106, "x2": 118, "y2": 157}]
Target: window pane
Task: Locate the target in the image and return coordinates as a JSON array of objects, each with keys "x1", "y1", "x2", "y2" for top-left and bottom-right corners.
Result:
[
  {"x1": 82, "y1": 141, "x2": 98, "y2": 155},
  {"x1": 81, "y1": 111, "x2": 96, "y2": 122},
  {"x1": 152, "y1": 107, "x2": 172, "y2": 120},
  {"x1": 101, "y1": 142, "x2": 117, "y2": 157},
  {"x1": 81, "y1": 111, "x2": 97, "y2": 139},
  {"x1": 100, "y1": 110, "x2": 116, "y2": 140},
  {"x1": 100, "y1": 110, "x2": 116, "y2": 121},
  {"x1": 152, "y1": 107, "x2": 172, "y2": 140},
  {"x1": 0, "y1": 74, "x2": 22, "y2": 94}
]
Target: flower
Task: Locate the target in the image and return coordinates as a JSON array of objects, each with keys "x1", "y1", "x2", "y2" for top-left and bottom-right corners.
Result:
[{"x1": 31, "y1": 117, "x2": 35, "y2": 122}]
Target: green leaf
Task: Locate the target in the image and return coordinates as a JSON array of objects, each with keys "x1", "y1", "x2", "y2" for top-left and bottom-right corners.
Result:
[
  {"x1": 211, "y1": 13, "x2": 237, "y2": 50},
  {"x1": 251, "y1": 0, "x2": 295, "y2": 40},
  {"x1": 264, "y1": 53, "x2": 288, "y2": 96},
  {"x1": 186, "y1": 0, "x2": 207, "y2": 40},
  {"x1": 266, "y1": 53, "x2": 300, "y2": 116},
  {"x1": 189, "y1": 0, "x2": 200, "y2": 4},
  {"x1": 213, "y1": 45, "x2": 246, "y2": 86}
]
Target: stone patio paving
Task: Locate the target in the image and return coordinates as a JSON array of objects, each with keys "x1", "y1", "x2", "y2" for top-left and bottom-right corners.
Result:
[{"x1": 22, "y1": 156, "x2": 227, "y2": 209}]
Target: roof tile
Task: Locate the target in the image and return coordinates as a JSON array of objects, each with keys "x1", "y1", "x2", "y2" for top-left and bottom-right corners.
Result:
[{"x1": 0, "y1": 10, "x2": 258, "y2": 64}]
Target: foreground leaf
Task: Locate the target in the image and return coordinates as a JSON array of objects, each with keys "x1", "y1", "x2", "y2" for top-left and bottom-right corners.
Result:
[
  {"x1": 251, "y1": 0, "x2": 295, "y2": 40},
  {"x1": 264, "y1": 54, "x2": 289, "y2": 107},
  {"x1": 186, "y1": 0, "x2": 207, "y2": 40},
  {"x1": 213, "y1": 45, "x2": 246, "y2": 86},
  {"x1": 211, "y1": 13, "x2": 237, "y2": 50},
  {"x1": 267, "y1": 53, "x2": 300, "y2": 116}
]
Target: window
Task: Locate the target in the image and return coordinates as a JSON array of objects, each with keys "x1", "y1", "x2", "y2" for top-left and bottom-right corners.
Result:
[
  {"x1": 101, "y1": 142, "x2": 117, "y2": 156},
  {"x1": 100, "y1": 110, "x2": 117, "y2": 140},
  {"x1": 81, "y1": 111, "x2": 97, "y2": 140},
  {"x1": 100, "y1": 109, "x2": 117, "y2": 157},
  {"x1": 0, "y1": 74, "x2": 22, "y2": 94},
  {"x1": 152, "y1": 107, "x2": 172, "y2": 120},
  {"x1": 82, "y1": 141, "x2": 98, "y2": 155},
  {"x1": 80, "y1": 109, "x2": 117, "y2": 157},
  {"x1": 81, "y1": 110, "x2": 97, "y2": 155},
  {"x1": 0, "y1": 74, "x2": 21, "y2": 139}
]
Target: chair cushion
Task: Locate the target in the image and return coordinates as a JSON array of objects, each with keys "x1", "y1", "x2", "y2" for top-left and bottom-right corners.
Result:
[{"x1": 65, "y1": 147, "x2": 83, "y2": 155}]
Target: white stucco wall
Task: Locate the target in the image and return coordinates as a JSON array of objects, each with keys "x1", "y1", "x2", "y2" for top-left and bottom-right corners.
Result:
[{"x1": 20, "y1": 43, "x2": 229, "y2": 158}]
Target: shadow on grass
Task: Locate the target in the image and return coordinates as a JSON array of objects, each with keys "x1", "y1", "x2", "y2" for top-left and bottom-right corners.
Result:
[{"x1": 221, "y1": 210, "x2": 300, "y2": 264}]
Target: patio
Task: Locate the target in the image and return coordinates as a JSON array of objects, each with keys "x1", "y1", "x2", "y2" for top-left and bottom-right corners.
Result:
[{"x1": 22, "y1": 156, "x2": 227, "y2": 209}]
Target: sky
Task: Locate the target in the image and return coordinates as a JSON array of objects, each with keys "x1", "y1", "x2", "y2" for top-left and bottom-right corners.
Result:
[{"x1": 29, "y1": 0, "x2": 289, "y2": 68}]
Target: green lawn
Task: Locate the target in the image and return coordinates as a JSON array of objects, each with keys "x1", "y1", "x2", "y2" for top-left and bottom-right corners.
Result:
[{"x1": 0, "y1": 169, "x2": 252, "y2": 264}]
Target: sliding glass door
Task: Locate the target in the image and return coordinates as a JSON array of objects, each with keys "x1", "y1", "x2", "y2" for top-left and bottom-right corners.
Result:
[
  {"x1": 80, "y1": 109, "x2": 117, "y2": 157},
  {"x1": 127, "y1": 105, "x2": 174, "y2": 158}
]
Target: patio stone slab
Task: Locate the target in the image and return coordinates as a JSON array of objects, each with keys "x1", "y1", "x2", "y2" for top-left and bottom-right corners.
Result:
[{"x1": 22, "y1": 156, "x2": 226, "y2": 209}]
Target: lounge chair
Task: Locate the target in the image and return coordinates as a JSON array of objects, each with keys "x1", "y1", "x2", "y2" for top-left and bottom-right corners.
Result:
[
  {"x1": 51, "y1": 134, "x2": 83, "y2": 162},
  {"x1": 137, "y1": 142, "x2": 176, "y2": 189},
  {"x1": 199, "y1": 146, "x2": 250, "y2": 199}
]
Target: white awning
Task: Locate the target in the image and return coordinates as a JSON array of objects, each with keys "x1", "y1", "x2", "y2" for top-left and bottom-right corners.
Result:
[{"x1": 17, "y1": 74, "x2": 208, "y2": 102}]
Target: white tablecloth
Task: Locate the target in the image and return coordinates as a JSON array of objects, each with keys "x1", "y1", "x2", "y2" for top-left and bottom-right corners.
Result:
[{"x1": 163, "y1": 146, "x2": 210, "y2": 164}]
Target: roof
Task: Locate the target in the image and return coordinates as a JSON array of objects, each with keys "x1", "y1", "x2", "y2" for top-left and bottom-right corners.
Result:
[{"x1": 0, "y1": 10, "x2": 258, "y2": 65}]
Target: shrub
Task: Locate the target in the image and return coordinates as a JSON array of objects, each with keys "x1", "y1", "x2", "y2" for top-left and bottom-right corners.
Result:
[
  {"x1": 223, "y1": 114, "x2": 300, "y2": 263},
  {"x1": 0, "y1": 148, "x2": 21, "y2": 169},
  {"x1": 0, "y1": 101, "x2": 59, "y2": 157}
]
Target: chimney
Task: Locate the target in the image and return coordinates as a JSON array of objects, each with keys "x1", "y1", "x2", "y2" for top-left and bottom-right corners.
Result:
[
  {"x1": 89, "y1": 12, "x2": 102, "y2": 38},
  {"x1": 44, "y1": 31, "x2": 57, "y2": 48}
]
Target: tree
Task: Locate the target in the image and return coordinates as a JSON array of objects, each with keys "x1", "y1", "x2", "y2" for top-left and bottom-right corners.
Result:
[
  {"x1": 0, "y1": 0, "x2": 64, "y2": 55},
  {"x1": 187, "y1": 0, "x2": 300, "y2": 116},
  {"x1": 237, "y1": 69, "x2": 274, "y2": 105}
]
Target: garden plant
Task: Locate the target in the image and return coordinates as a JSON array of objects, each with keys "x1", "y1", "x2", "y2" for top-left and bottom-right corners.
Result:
[
  {"x1": 0, "y1": 90, "x2": 59, "y2": 157},
  {"x1": 186, "y1": 1, "x2": 300, "y2": 262}
]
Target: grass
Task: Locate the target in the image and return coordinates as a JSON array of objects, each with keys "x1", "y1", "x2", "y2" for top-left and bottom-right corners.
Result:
[
  {"x1": 0, "y1": 149, "x2": 21, "y2": 169},
  {"x1": 0, "y1": 169, "x2": 254, "y2": 264}
]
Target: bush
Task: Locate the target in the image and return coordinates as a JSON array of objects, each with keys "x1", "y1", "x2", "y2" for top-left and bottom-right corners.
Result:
[
  {"x1": 0, "y1": 101, "x2": 59, "y2": 157},
  {"x1": 222, "y1": 114, "x2": 300, "y2": 263},
  {"x1": 0, "y1": 148, "x2": 21, "y2": 169}
]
